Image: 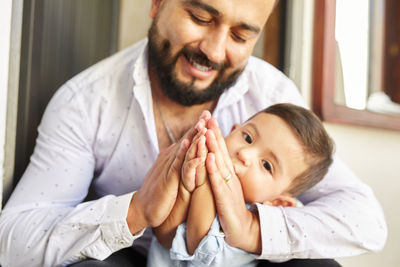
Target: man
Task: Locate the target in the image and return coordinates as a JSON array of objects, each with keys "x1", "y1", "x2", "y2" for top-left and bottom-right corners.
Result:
[{"x1": 0, "y1": 0, "x2": 386, "y2": 266}]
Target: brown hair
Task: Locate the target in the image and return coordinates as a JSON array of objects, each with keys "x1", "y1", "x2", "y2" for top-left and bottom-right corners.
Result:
[{"x1": 262, "y1": 103, "x2": 334, "y2": 197}]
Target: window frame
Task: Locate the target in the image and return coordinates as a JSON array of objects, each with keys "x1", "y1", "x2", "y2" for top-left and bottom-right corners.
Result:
[{"x1": 311, "y1": 0, "x2": 400, "y2": 131}]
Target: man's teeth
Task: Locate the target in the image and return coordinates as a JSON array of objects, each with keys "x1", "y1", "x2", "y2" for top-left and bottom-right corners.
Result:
[{"x1": 190, "y1": 59, "x2": 211, "y2": 71}]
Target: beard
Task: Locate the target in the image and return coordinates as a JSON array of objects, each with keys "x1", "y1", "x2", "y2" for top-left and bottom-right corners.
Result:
[{"x1": 147, "y1": 20, "x2": 244, "y2": 106}]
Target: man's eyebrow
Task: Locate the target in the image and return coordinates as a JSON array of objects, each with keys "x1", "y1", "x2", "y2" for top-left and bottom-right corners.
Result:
[
  {"x1": 237, "y1": 23, "x2": 260, "y2": 34},
  {"x1": 184, "y1": 0, "x2": 220, "y2": 16},
  {"x1": 184, "y1": 0, "x2": 260, "y2": 34}
]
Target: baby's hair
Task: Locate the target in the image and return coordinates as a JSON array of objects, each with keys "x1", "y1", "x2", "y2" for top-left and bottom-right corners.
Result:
[{"x1": 261, "y1": 103, "x2": 334, "y2": 197}]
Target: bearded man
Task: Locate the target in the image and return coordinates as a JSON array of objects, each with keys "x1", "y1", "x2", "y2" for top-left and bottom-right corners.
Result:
[{"x1": 0, "y1": 1, "x2": 386, "y2": 266}]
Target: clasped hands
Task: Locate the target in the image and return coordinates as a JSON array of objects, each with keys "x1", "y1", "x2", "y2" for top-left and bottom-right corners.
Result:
[{"x1": 128, "y1": 111, "x2": 261, "y2": 254}]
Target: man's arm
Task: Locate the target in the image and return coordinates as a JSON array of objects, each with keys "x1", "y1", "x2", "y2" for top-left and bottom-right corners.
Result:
[
  {"x1": 251, "y1": 155, "x2": 387, "y2": 260},
  {"x1": 0, "y1": 84, "x2": 138, "y2": 267},
  {"x1": 0, "y1": 83, "x2": 204, "y2": 267}
]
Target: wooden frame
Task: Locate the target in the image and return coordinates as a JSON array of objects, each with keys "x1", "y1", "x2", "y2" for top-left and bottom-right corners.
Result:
[
  {"x1": 312, "y1": 0, "x2": 400, "y2": 131},
  {"x1": 263, "y1": 0, "x2": 285, "y2": 69},
  {"x1": 383, "y1": 0, "x2": 400, "y2": 104}
]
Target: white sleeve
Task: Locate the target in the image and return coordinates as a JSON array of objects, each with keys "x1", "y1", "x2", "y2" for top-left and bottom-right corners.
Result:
[
  {"x1": 254, "y1": 155, "x2": 387, "y2": 261},
  {"x1": 0, "y1": 84, "x2": 142, "y2": 267}
]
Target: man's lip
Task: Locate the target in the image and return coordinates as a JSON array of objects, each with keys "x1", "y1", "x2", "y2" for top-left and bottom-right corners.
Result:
[{"x1": 180, "y1": 54, "x2": 217, "y2": 80}]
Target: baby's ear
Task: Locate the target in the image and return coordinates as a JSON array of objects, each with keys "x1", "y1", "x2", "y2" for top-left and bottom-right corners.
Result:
[
  {"x1": 263, "y1": 195, "x2": 296, "y2": 207},
  {"x1": 230, "y1": 124, "x2": 240, "y2": 133}
]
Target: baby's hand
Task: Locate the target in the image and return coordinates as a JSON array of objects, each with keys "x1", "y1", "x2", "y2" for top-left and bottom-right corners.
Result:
[{"x1": 181, "y1": 121, "x2": 208, "y2": 192}]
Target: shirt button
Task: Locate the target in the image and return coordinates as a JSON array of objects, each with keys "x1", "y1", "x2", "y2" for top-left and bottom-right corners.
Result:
[{"x1": 118, "y1": 239, "x2": 126, "y2": 245}]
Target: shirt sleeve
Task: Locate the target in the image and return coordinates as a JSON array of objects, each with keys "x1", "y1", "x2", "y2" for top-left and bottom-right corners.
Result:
[
  {"x1": 170, "y1": 219, "x2": 225, "y2": 265},
  {"x1": 0, "y1": 83, "x2": 143, "y2": 267},
  {"x1": 254, "y1": 155, "x2": 387, "y2": 261}
]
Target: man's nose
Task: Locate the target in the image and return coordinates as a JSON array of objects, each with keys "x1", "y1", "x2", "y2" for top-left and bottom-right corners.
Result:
[{"x1": 199, "y1": 27, "x2": 228, "y2": 64}]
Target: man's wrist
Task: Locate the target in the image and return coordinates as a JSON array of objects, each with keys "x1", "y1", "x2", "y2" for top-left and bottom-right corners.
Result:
[
  {"x1": 127, "y1": 192, "x2": 148, "y2": 235},
  {"x1": 238, "y1": 210, "x2": 262, "y2": 254}
]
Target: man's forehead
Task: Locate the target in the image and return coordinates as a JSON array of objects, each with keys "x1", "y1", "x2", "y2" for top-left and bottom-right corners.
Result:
[{"x1": 181, "y1": 0, "x2": 276, "y2": 25}]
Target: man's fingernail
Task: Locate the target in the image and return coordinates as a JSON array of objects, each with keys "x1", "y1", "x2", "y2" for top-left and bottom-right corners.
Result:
[
  {"x1": 209, "y1": 130, "x2": 215, "y2": 139},
  {"x1": 181, "y1": 139, "x2": 188, "y2": 149},
  {"x1": 213, "y1": 119, "x2": 219, "y2": 127},
  {"x1": 200, "y1": 111, "x2": 207, "y2": 119}
]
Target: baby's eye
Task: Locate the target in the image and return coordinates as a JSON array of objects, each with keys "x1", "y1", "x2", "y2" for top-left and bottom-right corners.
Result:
[
  {"x1": 243, "y1": 133, "x2": 252, "y2": 144},
  {"x1": 262, "y1": 160, "x2": 272, "y2": 172}
]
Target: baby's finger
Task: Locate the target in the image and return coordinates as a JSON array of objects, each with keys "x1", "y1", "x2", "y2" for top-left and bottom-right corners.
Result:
[
  {"x1": 206, "y1": 153, "x2": 227, "y2": 193},
  {"x1": 182, "y1": 157, "x2": 204, "y2": 192}
]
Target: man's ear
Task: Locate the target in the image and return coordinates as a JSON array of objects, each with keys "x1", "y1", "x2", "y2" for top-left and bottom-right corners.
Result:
[
  {"x1": 150, "y1": 0, "x2": 163, "y2": 18},
  {"x1": 263, "y1": 195, "x2": 296, "y2": 207},
  {"x1": 230, "y1": 124, "x2": 240, "y2": 133}
]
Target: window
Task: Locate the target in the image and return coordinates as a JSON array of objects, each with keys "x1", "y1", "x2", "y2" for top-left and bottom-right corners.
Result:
[{"x1": 312, "y1": 0, "x2": 400, "y2": 131}]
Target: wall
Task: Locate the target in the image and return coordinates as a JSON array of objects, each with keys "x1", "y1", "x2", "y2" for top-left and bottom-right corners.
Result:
[
  {"x1": 326, "y1": 124, "x2": 400, "y2": 267},
  {"x1": 0, "y1": 0, "x2": 13, "y2": 207},
  {"x1": 118, "y1": 0, "x2": 151, "y2": 50}
]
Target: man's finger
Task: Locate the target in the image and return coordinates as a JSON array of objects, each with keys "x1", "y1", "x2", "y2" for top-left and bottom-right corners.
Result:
[
  {"x1": 205, "y1": 130, "x2": 231, "y2": 177},
  {"x1": 207, "y1": 118, "x2": 234, "y2": 171}
]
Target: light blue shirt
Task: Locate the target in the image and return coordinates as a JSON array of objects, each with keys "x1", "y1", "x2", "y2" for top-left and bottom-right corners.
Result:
[{"x1": 148, "y1": 217, "x2": 256, "y2": 267}]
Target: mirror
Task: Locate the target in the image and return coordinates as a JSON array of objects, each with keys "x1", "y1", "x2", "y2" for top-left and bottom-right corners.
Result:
[{"x1": 312, "y1": 0, "x2": 400, "y2": 131}]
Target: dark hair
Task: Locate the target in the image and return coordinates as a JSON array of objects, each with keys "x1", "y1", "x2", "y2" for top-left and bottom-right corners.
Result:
[{"x1": 262, "y1": 103, "x2": 334, "y2": 197}]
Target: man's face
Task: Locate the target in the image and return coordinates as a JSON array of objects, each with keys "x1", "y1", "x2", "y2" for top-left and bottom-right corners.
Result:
[
  {"x1": 225, "y1": 113, "x2": 308, "y2": 204},
  {"x1": 148, "y1": 0, "x2": 276, "y2": 106}
]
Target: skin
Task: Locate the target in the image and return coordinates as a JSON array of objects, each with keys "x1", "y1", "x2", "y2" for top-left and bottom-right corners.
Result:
[
  {"x1": 127, "y1": 0, "x2": 278, "y2": 253},
  {"x1": 225, "y1": 113, "x2": 308, "y2": 205},
  {"x1": 149, "y1": 0, "x2": 275, "y2": 91}
]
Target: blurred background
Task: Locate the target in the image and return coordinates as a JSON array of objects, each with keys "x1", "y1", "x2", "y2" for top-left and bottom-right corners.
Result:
[{"x1": 1, "y1": 0, "x2": 399, "y2": 266}]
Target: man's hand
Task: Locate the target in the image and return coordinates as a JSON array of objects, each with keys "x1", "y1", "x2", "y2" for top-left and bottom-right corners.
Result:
[
  {"x1": 205, "y1": 118, "x2": 262, "y2": 254},
  {"x1": 127, "y1": 140, "x2": 189, "y2": 234},
  {"x1": 126, "y1": 111, "x2": 211, "y2": 235}
]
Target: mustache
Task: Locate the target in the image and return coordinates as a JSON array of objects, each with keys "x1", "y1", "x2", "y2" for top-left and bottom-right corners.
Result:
[{"x1": 180, "y1": 46, "x2": 225, "y2": 71}]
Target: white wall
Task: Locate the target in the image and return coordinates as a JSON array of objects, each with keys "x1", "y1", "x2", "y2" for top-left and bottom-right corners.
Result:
[
  {"x1": 0, "y1": 0, "x2": 13, "y2": 207},
  {"x1": 118, "y1": 0, "x2": 152, "y2": 50}
]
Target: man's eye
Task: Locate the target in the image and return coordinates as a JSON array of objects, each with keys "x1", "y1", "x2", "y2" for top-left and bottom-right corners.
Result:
[
  {"x1": 262, "y1": 160, "x2": 272, "y2": 172},
  {"x1": 189, "y1": 12, "x2": 211, "y2": 25},
  {"x1": 243, "y1": 133, "x2": 252, "y2": 144},
  {"x1": 232, "y1": 33, "x2": 246, "y2": 43}
]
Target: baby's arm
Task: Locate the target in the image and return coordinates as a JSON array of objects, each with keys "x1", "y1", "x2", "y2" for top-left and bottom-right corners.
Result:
[
  {"x1": 153, "y1": 129, "x2": 206, "y2": 248},
  {"x1": 185, "y1": 135, "x2": 217, "y2": 255}
]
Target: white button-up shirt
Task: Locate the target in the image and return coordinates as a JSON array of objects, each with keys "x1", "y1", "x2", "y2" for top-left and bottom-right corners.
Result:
[{"x1": 0, "y1": 39, "x2": 387, "y2": 267}]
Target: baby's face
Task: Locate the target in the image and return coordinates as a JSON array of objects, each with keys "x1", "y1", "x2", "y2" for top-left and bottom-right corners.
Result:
[{"x1": 225, "y1": 113, "x2": 308, "y2": 203}]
